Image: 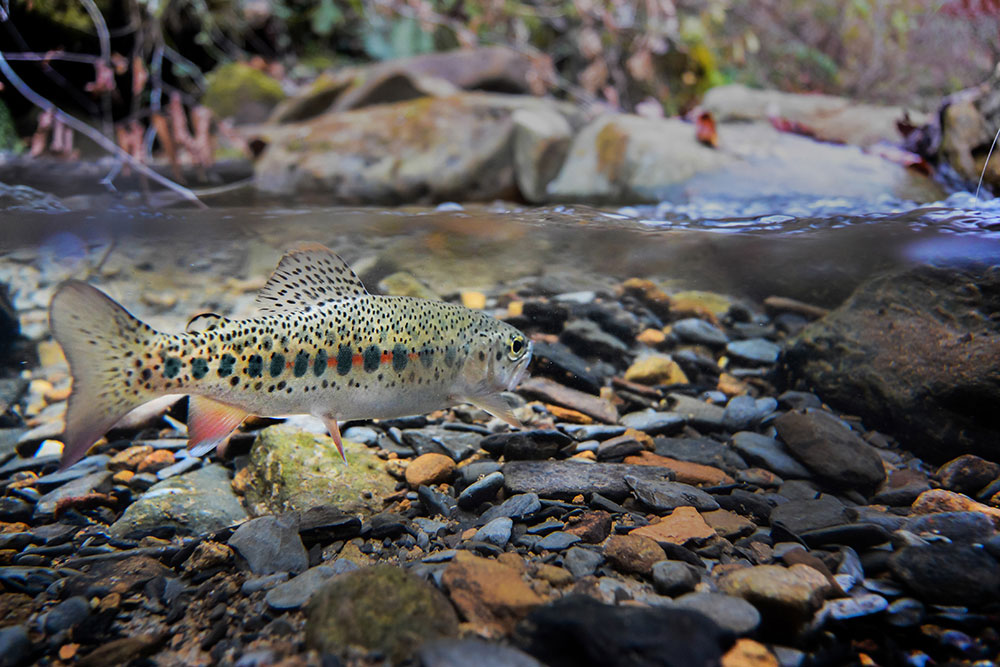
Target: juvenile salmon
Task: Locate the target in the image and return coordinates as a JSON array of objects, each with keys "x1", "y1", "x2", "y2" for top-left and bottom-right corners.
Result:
[{"x1": 49, "y1": 244, "x2": 532, "y2": 467}]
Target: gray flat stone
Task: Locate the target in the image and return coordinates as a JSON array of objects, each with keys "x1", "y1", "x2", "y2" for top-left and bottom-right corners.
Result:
[
  {"x1": 625, "y1": 476, "x2": 719, "y2": 512},
  {"x1": 731, "y1": 432, "x2": 811, "y2": 479},
  {"x1": 35, "y1": 471, "x2": 113, "y2": 521},
  {"x1": 229, "y1": 514, "x2": 309, "y2": 575},
  {"x1": 503, "y1": 460, "x2": 675, "y2": 501}
]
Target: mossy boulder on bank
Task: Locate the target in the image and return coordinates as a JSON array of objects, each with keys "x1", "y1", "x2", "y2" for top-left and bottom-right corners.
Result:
[
  {"x1": 243, "y1": 424, "x2": 396, "y2": 516},
  {"x1": 202, "y1": 62, "x2": 286, "y2": 124}
]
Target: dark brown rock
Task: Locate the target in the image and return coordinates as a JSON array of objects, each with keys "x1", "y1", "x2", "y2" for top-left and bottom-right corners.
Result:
[
  {"x1": 774, "y1": 411, "x2": 886, "y2": 493},
  {"x1": 936, "y1": 454, "x2": 1000, "y2": 495},
  {"x1": 603, "y1": 534, "x2": 666, "y2": 576},
  {"x1": 782, "y1": 265, "x2": 1000, "y2": 463}
]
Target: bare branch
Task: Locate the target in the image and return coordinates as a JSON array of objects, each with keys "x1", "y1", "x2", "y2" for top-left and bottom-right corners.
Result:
[{"x1": 0, "y1": 47, "x2": 207, "y2": 208}]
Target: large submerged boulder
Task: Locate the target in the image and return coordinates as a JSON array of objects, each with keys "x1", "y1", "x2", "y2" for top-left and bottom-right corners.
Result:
[{"x1": 782, "y1": 264, "x2": 1000, "y2": 463}]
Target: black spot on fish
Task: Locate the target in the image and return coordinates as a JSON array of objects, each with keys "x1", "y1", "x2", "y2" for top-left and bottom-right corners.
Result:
[
  {"x1": 337, "y1": 344, "x2": 352, "y2": 375},
  {"x1": 164, "y1": 357, "x2": 182, "y2": 379},
  {"x1": 270, "y1": 353, "x2": 285, "y2": 377},
  {"x1": 294, "y1": 351, "x2": 309, "y2": 377},
  {"x1": 393, "y1": 344, "x2": 408, "y2": 372},
  {"x1": 445, "y1": 346, "x2": 456, "y2": 367},
  {"x1": 248, "y1": 355, "x2": 263, "y2": 378},
  {"x1": 363, "y1": 345, "x2": 380, "y2": 372},
  {"x1": 218, "y1": 354, "x2": 236, "y2": 377},
  {"x1": 314, "y1": 349, "x2": 328, "y2": 376},
  {"x1": 141, "y1": 368, "x2": 152, "y2": 381},
  {"x1": 191, "y1": 358, "x2": 209, "y2": 379}
]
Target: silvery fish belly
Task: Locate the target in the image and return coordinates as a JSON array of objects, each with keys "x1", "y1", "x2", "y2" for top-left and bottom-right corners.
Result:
[{"x1": 48, "y1": 244, "x2": 532, "y2": 468}]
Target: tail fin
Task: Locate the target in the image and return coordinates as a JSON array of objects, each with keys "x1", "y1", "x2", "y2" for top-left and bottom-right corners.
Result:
[{"x1": 50, "y1": 281, "x2": 158, "y2": 468}]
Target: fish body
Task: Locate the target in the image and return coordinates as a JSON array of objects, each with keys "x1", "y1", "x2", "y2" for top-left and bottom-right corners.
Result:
[{"x1": 49, "y1": 244, "x2": 532, "y2": 468}]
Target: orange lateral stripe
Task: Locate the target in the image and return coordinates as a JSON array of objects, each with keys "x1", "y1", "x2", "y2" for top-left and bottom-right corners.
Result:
[
  {"x1": 327, "y1": 356, "x2": 336, "y2": 367},
  {"x1": 408, "y1": 352, "x2": 419, "y2": 361},
  {"x1": 285, "y1": 361, "x2": 293, "y2": 368},
  {"x1": 352, "y1": 354, "x2": 363, "y2": 365},
  {"x1": 380, "y1": 351, "x2": 392, "y2": 364}
]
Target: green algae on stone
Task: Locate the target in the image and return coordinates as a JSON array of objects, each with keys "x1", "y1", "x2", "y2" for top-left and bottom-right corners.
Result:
[
  {"x1": 305, "y1": 564, "x2": 458, "y2": 663},
  {"x1": 202, "y1": 63, "x2": 286, "y2": 124},
  {"x1": 109, "y1": 464, "x2": 248, "y2": 539},
  {"x1": 244, "y1": 424, "x2": 396, "y2": 516}
]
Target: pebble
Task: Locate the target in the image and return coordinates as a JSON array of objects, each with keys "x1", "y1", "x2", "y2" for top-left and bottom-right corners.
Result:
[
  {"x1": 474, "y1": 517, "x2": 513, "y2": 547},
  {"x1": 821, "y1": 593, "x2": 888, "y2": 621},
  {"x1": 417, "y1": 638, "x2": 544, "y2": 667},
  {"x1": 43, "y1": 595, "x2": 91, "y2": 634},
  {"x1": 228, "y1": 514, "x2": 309, "y2": 575},
  {"x1": 624, "y1": 475, "x2": 720, "y2": 512},
  {"x1": 888, "y1": 542, "x2": 1000, "y2": 605},
  {"x1": 774, "y1": 411, "x2": 886, "y2": 492},
  {"x1": 516, "y1": 596, "x2": 732, "y2": 667},
  {"x1": 726, "y1": 338, "x2": 781, "y2": 364},
  {"x1": 935, "y1": 454, "x2": 1000, "y2": 495},
  {"x1": 534, "y1": 531, "x2": 581, "y2": 551},
  {"x1": 769, "y1": 496, "x2": 849, "y2": 536},
  {"x1": 109, "y1": 465, "x2": 248, "y2": 539},
  {"x1": 721, "y1": 395, "x2": 761, "y2": 431},
  {"x1": 457, "y1": 471, "x2": 505, "y2": 510},
  {"x1": 241, "y1": 572, "x2": 290, "y2": 595},
  {"x1": 674, "y1": 592, "x2": 762, "y2": 635},
  {"x1": 718, "y1": 564, "x2": 834, "y2": 624},
  {"x1": 0, "y1": 625, "x2": 30, "y2": 666},
  {"x1": 654, "y1": 435, "x2": 746, "y2": 470},
  {"x1": 0, "y1": 497, "x2": 32, "y2": 523},
  {"x1": 905, "y1": 511, "x2": 996, "y2": 544},
  {"x1": 650, "y1": 560, "x2": 701, "y2": 596},
  {"x1": 623, "y1": 355, "x2": 688, "y2": 385},
  {"x1": 34, "y1": 470, "x2": 113, "y2": 521},
  {"x1": 666, "y1": 395, "x2": 727, "y2": 430},
  {"x1": 603, "y1": 534, "x2": 666, "y2": 575},
  {"x1": 731, "y1": 432, "x2": 811, "y2": 479},
  {"x1": 620, "y1": 410, "x2": 685, "y2": 435},
  {"x1": 672, "y1": 318, "x2": 729, "y2": 345},
  {"x1": 480, "y1": 493, "x2": 541, "y2": 522},
  {"x1": 502, "y1": 460, "x2": 674, "y2": 502},
  {"x1": 885, "y1": 597, "x2": 924, "y2": 627},
  {"x1": 441, "y1": 552, "x2": 542, "y2": 636},
  {"x1": 631, "y1": 506, "x2": 717, "y2": 546},
  {"x1": 559, "y1": 319, "x2": 631, "y2": 361},
  {"x1": 418, "y1": 484, "x2": 456, "y2": 518},
  {"x1": 562, "y1": 546, "x2": 604, "y2": 578},
  {"x1": 405, "y1": 453, "x2": 456, "y2": 487},
  {"x1": 266, "y1": 561, "x2": 358, "y2": 610},
  {"x1": 342, "y1": 426, "x2": 379, "y2": 446},
  {"x1": 155, "y1": 456, "x2": 201, "y2": 480},
  {"x1": 910, "y1": 489, "x2": 1000, "y2": 527}
]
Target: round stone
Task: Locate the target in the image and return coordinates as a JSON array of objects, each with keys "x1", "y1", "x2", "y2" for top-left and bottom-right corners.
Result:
[{"x1": 405, "y1": 453, "x2": 456, "y2": 487}]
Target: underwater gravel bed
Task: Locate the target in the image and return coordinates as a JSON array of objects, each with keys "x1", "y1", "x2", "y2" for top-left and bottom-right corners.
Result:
[{"x1": 0, "y1": 244, "x2": 998, "y2": 667}]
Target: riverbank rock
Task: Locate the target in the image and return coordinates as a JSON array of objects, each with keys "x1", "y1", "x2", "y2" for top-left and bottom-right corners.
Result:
[
  {"x1": 703, "y1": 84, "x2": 928, "y2": 148},
  {"x1": 243, "y1": 425, "x2": 396, "y2": 516},
  {"x1": 782, "y1": 264, "x2": 1000, "y2": 463},
  {"x1": 203, "y1": 62, "x2": 286, "y2": 124},
  {"x1": 109, "y1": 464, "x2": 248, "y2": 539},
  {"x1": 254, "y1": 93, "x2": 576, "y2": 202},
  {"x1": 936, "y1": 67, "x2": 1000, "y2": 194},
  {"x1": 270, "y1": 46, "x2": 544, "y2": 123}
]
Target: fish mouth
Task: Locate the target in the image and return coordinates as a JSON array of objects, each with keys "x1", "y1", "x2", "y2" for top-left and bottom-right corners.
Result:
[{"x1": 505, "y1": 341, "x2": 533, "y2": 391}]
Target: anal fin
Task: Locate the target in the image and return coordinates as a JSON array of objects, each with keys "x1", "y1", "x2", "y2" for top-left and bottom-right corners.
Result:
[
  {"x1": 187, "y1": 396, "x2": 249, "y2": 458},
  {"x1": 463, "y1": 394, "x2": 523, "y2": 429}
]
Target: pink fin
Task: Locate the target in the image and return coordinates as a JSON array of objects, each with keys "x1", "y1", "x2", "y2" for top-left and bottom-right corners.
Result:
[
  {"x1": 318, "y1": 414, "x2": 347, "y2": 464},
  {"x1": 187, "y1": 396, "x2": 249, "y2": 458}
]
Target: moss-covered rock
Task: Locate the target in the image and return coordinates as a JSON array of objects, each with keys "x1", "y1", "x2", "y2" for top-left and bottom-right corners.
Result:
[
  {"x1": 305, "y1": 564, "x2": 458, "y2": 662},
  {"x1": 202, "y1": 62, "x2": 286, "y2": 124},
  {"x1": 244, "y1": 424, "x2": 396, "y2": 516}
]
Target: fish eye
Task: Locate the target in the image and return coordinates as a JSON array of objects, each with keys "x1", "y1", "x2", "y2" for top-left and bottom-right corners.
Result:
[{"x1": 508, "y1": 334, "x2": 526, "y2": 360}]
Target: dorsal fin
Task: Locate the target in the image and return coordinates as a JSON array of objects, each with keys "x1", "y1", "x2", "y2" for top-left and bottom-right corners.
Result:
[
  {"x1": 186, "y1": 312, "x2": 226, "y2": 333},
  {"x1": 254, "y1": 243, "x2": 368, "y2": 314}
]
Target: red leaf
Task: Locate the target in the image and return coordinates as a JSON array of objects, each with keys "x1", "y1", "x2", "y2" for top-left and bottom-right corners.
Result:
[
  {"x1": 695, "y1": 110, "x2": 718, "y2": 148},
  {"x1": 768, "y1": 116, "x2": 817, "y2": 139}
]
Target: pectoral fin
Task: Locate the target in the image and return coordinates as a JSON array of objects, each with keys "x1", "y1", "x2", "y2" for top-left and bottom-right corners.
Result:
[
  {"x1": 463, "y1": 394, "x2": 523, "y2": 429},
  {"x1": 187, "y1": 396, "x2": 249, "y2": 458}
]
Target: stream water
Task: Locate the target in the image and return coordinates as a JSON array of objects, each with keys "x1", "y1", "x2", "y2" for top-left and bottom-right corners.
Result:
[{"x1": 3, "y1": 192, "x2": 1000, "y2": 314}]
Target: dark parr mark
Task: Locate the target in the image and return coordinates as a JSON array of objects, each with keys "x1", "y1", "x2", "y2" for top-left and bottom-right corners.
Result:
[
  {"x1": 363, "y1": 345, "x2": 380, "y2": 372},
  {"x1": 392, "y1": 343, "x2": 408, "y2": 372},
  {"x1": 420, "y1": 347, "x2": 434, "y2": 368},
  {"x1": 191, "y1": 358, "x2": 209, "y2": 380},
  {"x1": 269, "y1": 353, "x2": 285, "y2": 378},
  {"x1": 248, "y1": 355, "x2": 263, "y2": 378},
  {"x1": 444, "y1": 346, "x2": 456, "y2": 367},
  {"x1": 313, "y1": 349, "x2": 328, "y2": 376},
  {"x1": 337, "y1": 344, "x2": 352, "y2": 375},
  {"x1": 218, "y1": 354, "x2": 236, "y2": 377},
  {"x1": 294, "y1": 351, "x2": 309, "y2": 377},
  {"x1": 164, "y1": 357, "x2": 182, "y2": 379}
]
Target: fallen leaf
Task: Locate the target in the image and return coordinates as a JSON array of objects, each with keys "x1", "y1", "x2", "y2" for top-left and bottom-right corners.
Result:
[{"x1": 695, "y1": 110, "x2": 718, "y2": 148}]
